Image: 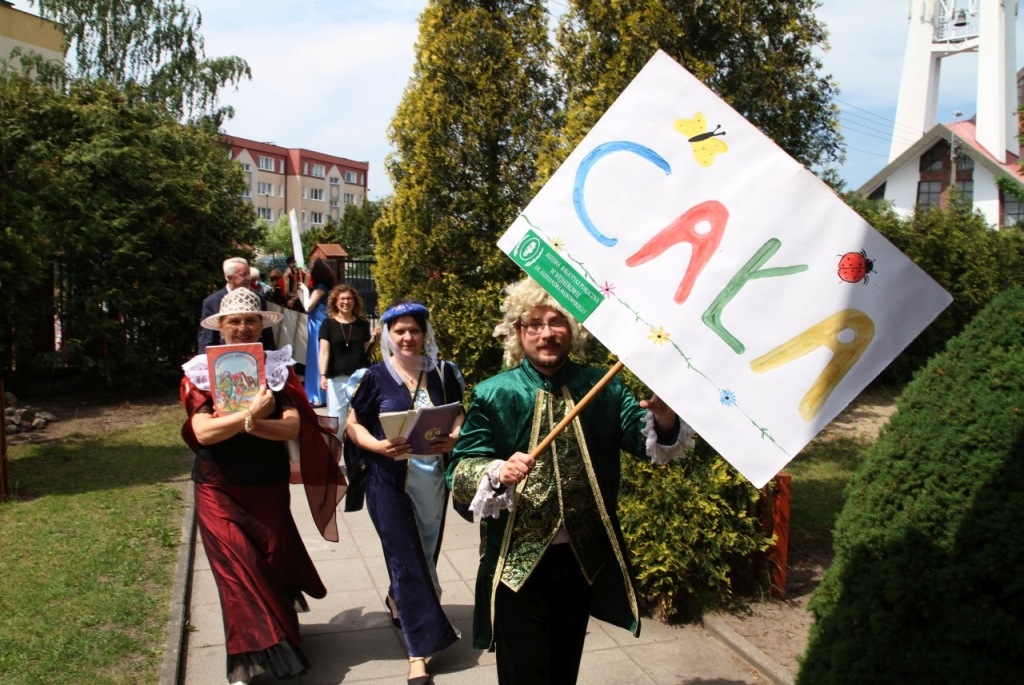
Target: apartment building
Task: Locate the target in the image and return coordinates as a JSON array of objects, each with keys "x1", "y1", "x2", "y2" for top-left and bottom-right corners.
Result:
[
  {"x1": 224, "y1": 135, "x2": 369, "y2": 231},
  {"x1": 0, "y1": 1, "x2": 63, "y2": 69}
]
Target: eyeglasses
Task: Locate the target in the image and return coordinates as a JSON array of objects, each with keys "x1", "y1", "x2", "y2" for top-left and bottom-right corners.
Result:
[{"x1": 519, "y1": 320, "x2": 569, "y2": 336}]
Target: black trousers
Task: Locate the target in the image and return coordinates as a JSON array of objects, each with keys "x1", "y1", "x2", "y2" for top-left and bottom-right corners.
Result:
[{"x1": 494, "y1": 544, "x2": 593, "y2": 685}]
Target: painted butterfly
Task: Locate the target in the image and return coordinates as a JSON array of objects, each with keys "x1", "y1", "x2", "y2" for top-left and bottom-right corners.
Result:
[{"x1": 674, "y1": 113, "x2": 728, "y2": 167}]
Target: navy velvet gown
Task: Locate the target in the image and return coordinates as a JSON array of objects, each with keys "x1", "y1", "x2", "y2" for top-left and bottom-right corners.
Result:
[{"x1": 349, "y1": 362, "x2": 463, "y2": 657}]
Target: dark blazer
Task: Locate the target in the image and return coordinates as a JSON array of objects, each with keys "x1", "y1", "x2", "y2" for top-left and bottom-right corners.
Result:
[{"x1": 197, "y1": 287, "x2": 277, "y2": 353}]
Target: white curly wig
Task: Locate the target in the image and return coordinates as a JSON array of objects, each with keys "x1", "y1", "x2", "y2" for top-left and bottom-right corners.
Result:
[{"x1": 493, "y1": 278, "x2": 589, "y2": 368}]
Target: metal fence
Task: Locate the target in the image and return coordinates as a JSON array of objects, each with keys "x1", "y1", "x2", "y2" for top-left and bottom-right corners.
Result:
[{"x1": 340, "y1": 258, "x2": 379, "y2": 322}]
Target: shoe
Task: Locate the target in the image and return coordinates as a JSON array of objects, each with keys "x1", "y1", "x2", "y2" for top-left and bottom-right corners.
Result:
[
  {"x1": 408, "y1": 656, "x2": 431, "y2": 684},
  {"x1": 385, "y1": 595, "x2": 401, "y2": 628}
]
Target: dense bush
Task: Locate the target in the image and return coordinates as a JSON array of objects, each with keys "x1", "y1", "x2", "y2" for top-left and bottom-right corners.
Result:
[
  {"x1": 846, "y1": 195, "x2": 1024, "y2": 384},
  {"x1": 619, "y1": 436, "x2": 769, "y2": 619},
  {"x1": 799, "y1": 287, "x2": 1024, "y2": 684},
  {"x1": 0, "y1": 70, "x2": 258, "y2": 388},
  {"x1": 609, "y1": 360, "x2": 771, "y2": 619}
]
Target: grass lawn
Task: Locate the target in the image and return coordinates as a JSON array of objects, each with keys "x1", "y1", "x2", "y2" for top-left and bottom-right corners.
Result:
[
  {"x1": 0, "y1": 403, "x2": 191, "y2": 685},
  {"x1": 785, "y1": 436, "x2": 872, "y2": 556}
]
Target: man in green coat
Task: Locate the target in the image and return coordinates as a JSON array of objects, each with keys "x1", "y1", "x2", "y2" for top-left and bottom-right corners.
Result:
[{"x1": 447, "y1": 278, "x2": 692, "y2": 685}]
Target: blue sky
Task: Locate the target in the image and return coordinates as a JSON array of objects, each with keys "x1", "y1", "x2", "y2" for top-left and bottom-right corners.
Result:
[{"x1": 24, "y1": 0, "x2": 1023, "y2": 198}]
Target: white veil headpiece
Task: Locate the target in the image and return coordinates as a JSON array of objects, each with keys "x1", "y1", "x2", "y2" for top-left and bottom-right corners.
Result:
[{"x1": 379, "y1": 302, "x2": 439, "y2": 387}]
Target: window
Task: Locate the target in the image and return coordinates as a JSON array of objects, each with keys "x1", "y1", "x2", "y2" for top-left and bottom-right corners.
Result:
[
  {"x1": 302, "y1": 187, "x2": 308, "y2": 199},
  {"x1": 257, "y1": 181, "x2": 273, "y2": 195},
  {"x1": 329, "y1": 199, "x2": 338, "y2": 207},
  {"x1": 301, "y1": 210, "x2": 307, "y2": 223},
  {"x1": 310, "y1": 212, "x2": 323, "y2": 224},
  {"x1": 956, "y1": 153, "x2": 975, "y2": 172},
  {"x1": 303, "y1": 162, "x2": 308, "y2": 175},
  {"x1": 919, "y1": 145, "x2": 945, "y2": 173},
  {"x1": 279, "y1": 184, "x2": 284, "y2": 197},
  {"x1": 953, "y1": 179, "x2": 973, "y2": 204},
  {"x1": 278, "y1": 160, "x2": 284, "y2": 173},
  {"x1": 310, "y1": 188, "x2": 324, "y2": 201},
  {"x1": 258, "y1": 156, "x2": 275, "y2": 171},
  {"x1": 916, "y1": 180, "x2": 942, "y2": 208},
  {"x1": 359, "y1": 172, "x2": 364, "y2": 185},
  {"x1": 311, "y1": 164, "x2": 325, "y2": 178},
  {"x1": 1004, "y1": 192, "x2": 1024, "y2": 227},
  {"x1": 257, "y1": 207, "x2": 273, "y2": 220},
  {"x1": 344, "y1": 193, "x2": 355, "y2": 205},
  {"x1": 345, "y1": 170, "x2": 357, "y2": 183},
  {"x1": 329, "y1": 176, "x2": 339, "y2": 185}
]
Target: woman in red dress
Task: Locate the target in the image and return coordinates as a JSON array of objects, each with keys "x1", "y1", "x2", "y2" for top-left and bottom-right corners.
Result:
[{"x1": 181, "y1": 287, "x2": 345, "y2": 685}]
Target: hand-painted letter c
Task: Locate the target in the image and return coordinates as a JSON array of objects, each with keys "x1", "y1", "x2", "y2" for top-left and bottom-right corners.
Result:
[{"x1": 574, "y1": 142, "x2": 672, "y2": 247}]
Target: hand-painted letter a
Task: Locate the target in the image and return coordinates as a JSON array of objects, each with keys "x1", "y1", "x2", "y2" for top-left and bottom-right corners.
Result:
[{"x1": 626, "y1": 201, "x2": 728, "y2": 304}]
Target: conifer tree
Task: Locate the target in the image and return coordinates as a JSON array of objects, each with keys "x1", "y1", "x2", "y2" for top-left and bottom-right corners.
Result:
[
  {"x1": 537, "y1": 0, "x2": 841, "y2": 182},
  {"x1": 375, "y1": 0, "x2": 557, "y2": 383}
]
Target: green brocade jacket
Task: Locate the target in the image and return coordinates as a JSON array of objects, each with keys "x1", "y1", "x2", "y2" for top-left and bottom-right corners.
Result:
[{"x1": 446, "y1": 360, "x2": 679, "y2": 650}]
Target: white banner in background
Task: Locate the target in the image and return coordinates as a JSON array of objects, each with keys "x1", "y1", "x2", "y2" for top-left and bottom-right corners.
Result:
[{"x1": 268, "y1": 303, "x2": 307, "y2": 364}]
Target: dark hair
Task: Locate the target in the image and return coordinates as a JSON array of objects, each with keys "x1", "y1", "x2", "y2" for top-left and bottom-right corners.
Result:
[
  {"x1": 327, "y1": 284, "x2": 366, "y2": 320},
  {"x1": 384, "y1": 298, "x2": 427, "y2": 331},
  {"x1": 310, "y1": 259, "x2": 337, "y2": 289}
]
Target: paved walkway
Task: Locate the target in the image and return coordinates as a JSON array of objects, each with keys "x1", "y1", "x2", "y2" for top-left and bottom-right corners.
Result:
[{"x1": 180, "y1": 483, "x2": 772, "y2": 685}]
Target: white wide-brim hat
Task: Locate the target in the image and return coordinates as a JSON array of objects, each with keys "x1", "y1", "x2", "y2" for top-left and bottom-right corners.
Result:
[{"x1": 200, "y1": 287, "x2": 283, "y2": 330}]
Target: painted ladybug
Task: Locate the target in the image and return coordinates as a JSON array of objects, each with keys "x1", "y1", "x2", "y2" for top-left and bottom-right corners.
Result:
[{"x1": 838, "y1": 250, "x2": 875, "y2": 285}]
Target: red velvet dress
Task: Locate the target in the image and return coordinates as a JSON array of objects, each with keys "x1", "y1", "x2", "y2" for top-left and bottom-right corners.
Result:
[{"x1": 181, "y1": 368, "x2": 346, "y2": 683}]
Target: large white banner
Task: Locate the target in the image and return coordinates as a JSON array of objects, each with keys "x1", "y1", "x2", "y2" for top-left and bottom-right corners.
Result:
[{"x1": 498, "y1": 51, "x2": 952, "y2": 488}]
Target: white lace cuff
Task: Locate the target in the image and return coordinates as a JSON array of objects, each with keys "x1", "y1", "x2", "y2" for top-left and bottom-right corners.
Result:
[
  {"x1": 469, "y1": 461, "x2": 515, "y2": 519},
  {"x1": 643, "y1": 410, "x2": 694, "y2": 465},
  {"x1": 183, "y1": 344, "x2": 296, "y2": 392}
]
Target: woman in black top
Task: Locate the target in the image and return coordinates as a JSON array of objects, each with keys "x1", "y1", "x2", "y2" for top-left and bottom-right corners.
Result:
[{"x1": 318, "y1": 284, "x2": 375, "y2": 422}]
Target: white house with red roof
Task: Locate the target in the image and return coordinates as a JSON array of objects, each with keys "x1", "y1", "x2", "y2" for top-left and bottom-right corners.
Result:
[{"x1": 857, "y1": 0, "x2": 1024, "y2": 228}]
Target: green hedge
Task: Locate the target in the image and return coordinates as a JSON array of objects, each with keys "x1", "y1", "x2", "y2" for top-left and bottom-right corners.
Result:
[
  {"x1": 618, "y1": 437, "x2": 770, "y2": 620},
  {"x1": 799, "y1": 287, "x2": 1024, "y2": 684},
  {"x1": 610, "y1": 361, "x2": 771, "y2": 619}
]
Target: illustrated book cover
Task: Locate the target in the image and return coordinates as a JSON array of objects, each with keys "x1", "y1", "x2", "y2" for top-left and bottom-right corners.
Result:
[{"x1": 207, "y1": 343, "x2": 265, "y2": 415}]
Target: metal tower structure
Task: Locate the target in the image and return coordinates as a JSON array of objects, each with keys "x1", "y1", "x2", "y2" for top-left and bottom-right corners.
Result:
[{"x1": 890, "y1": 0, "x2": 1019, "y2": 163}]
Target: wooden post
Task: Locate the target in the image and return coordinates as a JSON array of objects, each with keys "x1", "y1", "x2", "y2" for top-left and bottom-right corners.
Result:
[
  {"x1": 767, "y1": 472, "x2": 792, "y2": 599},
  {"x1": 0, "y1": 381, "x2": 9, "y2": 502},
  {"x1": 529, "y1": 361, "x2": 624, "y2": 459}
]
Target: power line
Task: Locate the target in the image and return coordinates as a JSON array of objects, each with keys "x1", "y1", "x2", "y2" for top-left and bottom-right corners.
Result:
[
  {"x1": 838, "y1": 120, "x2": 911, "y2": 146},
  {"x1": 836, "y1": 98, "x2": 926, "y2": 138},
  {"x1": 838, "y1": 113, "x2": 923, "y2": 148},
  {"x1": 845, "y1": 145, "x2": 891, "y2": 160}
]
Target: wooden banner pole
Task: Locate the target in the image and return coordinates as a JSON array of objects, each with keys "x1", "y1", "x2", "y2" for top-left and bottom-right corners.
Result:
[{"x1": 529, "y1": 361, "x2": 624, "y2": 459}]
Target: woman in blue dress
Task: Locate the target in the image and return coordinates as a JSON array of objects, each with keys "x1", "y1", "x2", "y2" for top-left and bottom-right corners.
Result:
[
  {"x1": 303, "y1": 259, "x2": 336, "y2": 406},
  {"x1": 345, "y1": 300, "x2": 464, "y2": 685}
]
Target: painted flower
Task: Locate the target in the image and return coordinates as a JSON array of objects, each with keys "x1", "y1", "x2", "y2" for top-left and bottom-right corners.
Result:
[
  {"x1": 648, "y1": 326, "x2": 670, "y2": 346},
  {"x1": 719, "y1": 389, "x2": 737, "y2": 407},
  {"x1": 599, "y1": 281, "x2": 616, "y2": 298},
  {"x1": 551, "y1": 236, "x2": 566, "y2": 251}
]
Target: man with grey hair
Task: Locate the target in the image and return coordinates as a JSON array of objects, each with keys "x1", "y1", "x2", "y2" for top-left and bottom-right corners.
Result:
[
  {"x1": 198, "y1": 257, "x2": 276, "y2": 353},
  {"x1": 447, "y1": 277, "x2": 693, "y2": 685}
]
